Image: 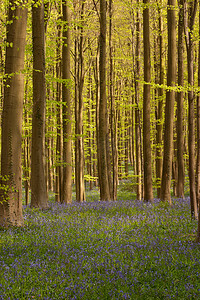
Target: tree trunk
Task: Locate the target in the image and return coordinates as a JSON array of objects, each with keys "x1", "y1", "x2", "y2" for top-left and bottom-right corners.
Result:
[
  {"x1": 143, "y1": 0, "x2": 153, "y2": 202},
  {"x1": 0, "y1": 0, "x2": 27, "y2": 226},
  {"x1": 156, "y1": 0, "x2": 164, "y2": 198},
  {"x1": 31, "y1": 0, "x2": 48, "y2": 209},
  {"x1": 99, "y1": 0, "x2": 111, "y2": 201},
  {"x1": 184, "y1": 0, "x2": 198, "y2": 219},
  {"x1": 75, "y1": 1, "x2": 85, "y2": 202},
  {"x1": 24, "y1": 79, "x2": 30, "y2": 206},
  {"x1": 62, "y1": 0, "x2": 72, "y2": 203},
  {"x1": 196, "y1": 5, "x2": 200, "y2": 209},
  {"x1": 134, "y1": 0, "x2": 142, "y2": 200},
  {"x1": 197, "y1": 15, "x2": 200, "y2": 239},
  {"x1": 176, "y1": 0, "x2": 185, "y2": 199},
  {"x1": 55, "y1": 12, "x2": 62, "y2": 203},
  {"x1": 125, "y1": 106, "x2": 129, "y2": 179},
  {"x1": 160, "y1": 0, "x2": 176, "y2": 204}
]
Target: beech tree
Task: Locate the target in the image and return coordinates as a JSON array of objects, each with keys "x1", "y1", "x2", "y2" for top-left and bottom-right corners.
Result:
[
  {"x1": 55, "y1": 6, "x2": 63, "y2": 203},
  {"x1": 176, "y1": 0, "x2": 185, "y2": 199},
  {"x1": 160, "y1": 0, "x2": 176, "y2": 204},
  {"x1": 143, "y1": 0, "x2": 153, "y2": 202},
  {"x1": 155, "y1": 0, "x2": 164, "y2": 198},
  {"x1": 31, "y1": 0, "x2": 48, "y2": 209},
  {"x1": 62, "y1": 0, "x2": 72, "y2": 204},
  {"x1": 109, "y1": 0, "x2": 116, "y2": 200},
  {"x1": 196, "y1": 4, "x2": 200, "y2": 242},
  {"x1": 134, "y1": 0, "x2": 142, "y2": 200},
  {"x1": 0, "y1": 0, "x2": 27, "y2": 226},
  {"x1": 75, "y1": 0, "x2": 86, "y2": 202},
  {"x1": 99, "y1": 0, "x2": 111, "y2": 201},
  {"x1": 197, "y1": 3, "x2": 200, "y2": 208},
  {"x1": 183, "y1": 0, "x2": 198, "y2": 218}
]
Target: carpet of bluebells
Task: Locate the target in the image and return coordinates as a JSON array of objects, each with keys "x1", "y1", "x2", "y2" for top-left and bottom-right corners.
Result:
[{"x1": 0, "y1": 197, "x2": 200, "y2": 299}]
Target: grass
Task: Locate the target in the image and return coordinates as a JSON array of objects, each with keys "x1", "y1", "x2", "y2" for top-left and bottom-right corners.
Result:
[{"x1": 0, "y1": 195, "x2": 200, "y2": 299}]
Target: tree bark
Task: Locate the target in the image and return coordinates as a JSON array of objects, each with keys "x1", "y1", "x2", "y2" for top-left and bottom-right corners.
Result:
[
  {"x1": 62, "y1": 0, "x2": 72, "y2": 203},
  {"x1": 176, "y1": 0, "x2": 185, "y2": 199},
  {"x1": 160, "y1": 0, "x2": 176, "y2": 204},
  {"x1": 75, "y1": 1, "x2": 85, "y2": 202},
  {"x1": 143, "y1": 0, "x2": 153, "y2": 202},
  {"x1": 183, "y1": 0, "x2": 198, "y2": 219},
  {"x1": 196, "y1": 4, "x2": 200, "y2": 210},
  {"x1": 156, "y1": 0, "x2": 164, "y2": 198},
  {"x1": 55, "y1": 11, "x2": 63, "y2": 203},
  {"x1": 99, "y1": 0, "x2": 111, "y2": 201},
  {"x1": 0, "y1": 0, "x2": 27, "y2": 226},
  {"x1": 134, "y1": 0, "x2": 142, "y2": 200},
  {"x1": 31, "y1": 0, "x2": 48, "y2": 209}
]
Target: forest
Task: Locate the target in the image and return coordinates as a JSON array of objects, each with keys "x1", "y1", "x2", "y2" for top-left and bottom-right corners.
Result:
[{"x1": 1, "y1": 0, "x2": 200, "y2": 298}]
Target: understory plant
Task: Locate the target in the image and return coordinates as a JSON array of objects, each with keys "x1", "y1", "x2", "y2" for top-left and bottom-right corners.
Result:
[{"x1": 0, "y1": 197, "x2": 199, "y2": 299}]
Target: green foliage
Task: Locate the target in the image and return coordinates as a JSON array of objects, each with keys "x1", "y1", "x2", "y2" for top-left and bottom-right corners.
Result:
[{"x1": 0, "y1": 175, "x2": 15, "y2": 204}]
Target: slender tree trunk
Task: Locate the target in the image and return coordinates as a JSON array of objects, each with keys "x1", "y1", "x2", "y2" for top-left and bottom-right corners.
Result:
[
  {"x1": 0, "y1": 41, "x2": 3, "y2": 108},
  {"x1": 143, "y1": 0, "x2": 153, "y2": 202},
  {"x1": 160, "y1": 0, "x2": 176, "y2": 204},
  {"x1": 134, "y1": 0, "x2": 142, "y2": 200},
  {"x1": 24, "y1": 80, "x2": 30, "y2": 206},
  {"x1": 125, "y1": 104, "x2": 129, "y2": 179},
  {"x1": 99, "y1": 0, "x2": 111, "y2": 201},
  {"x1": 184, "y1": 0, "x2": 198, "y2": 218},
  {"x1": 0, "y1": 0, "x2": 27, "y2": 226},
  {"x1": 62, "y1": 0, "x2": 72, "y2": 203},
  {"x1": 197, "y1": 8, "x2": 200, "y2": 238},
  {"x1": 55, "y1": 13, "x2": 62, "y2": 203},
  {"x1": 87, "y1": 70, "x2": 93, "y2": 190},
  {"x1": 196, "y1": 5, "x2": 200, "y2": 209},
  {"x1": 176, "y1": 0, "x2": 185, "y2": 199},
  {"x1": 109, "y1": 0, "x2": 118, "y2": 200},
  {"x1": 197, "y1": 9, "x2": 200, "y2": 239},
  {"x1": 31, "y1": 0, "x2": 48, "y2": 209},
  {"x1": 156, "y1": 0, "x2": 164, "y2": 198},
  {"x1": 95, "y1": 50, "x2": 101, "y2": 189},
  {"x1": 75, "y1": 1, "x2": 85, "y2": 202}
]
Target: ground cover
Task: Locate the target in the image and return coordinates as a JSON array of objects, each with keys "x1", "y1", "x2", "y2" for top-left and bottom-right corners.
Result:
[{"x1": 0, "y1": 197, "x2": 200, "y2": 299}]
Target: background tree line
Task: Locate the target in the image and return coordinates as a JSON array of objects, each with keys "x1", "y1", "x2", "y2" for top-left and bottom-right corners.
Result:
[{"x1": 0, "y1": 0, "x2": 200, "y2": 239}]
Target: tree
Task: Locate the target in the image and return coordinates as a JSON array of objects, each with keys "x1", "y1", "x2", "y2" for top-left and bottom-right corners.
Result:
[
  {"x1": 133, "y1": 0, "x2": 142, "y2": 200},
  {"x1": 31, "y1": 0, "x2": 48, "y2": 209},
  {"x1": 160, "y1": 0, "x2": 176, "y2": 204},
  {"x1": 62, "y1": 0, "x2": 72, "y2": 203},
  {"x1": 176, "y1": 0, "x2": 185, "y2": 199},
  {"x1": 0, "y1": 0, "x2": 27, "y2": 226},
  {"x1": 197, "y1": 2, "x2": 200, "y2": 208},
  {"x1": 143, "y1": 0, "x2": 153, "y2": 202},
  {"x1": 98, "y1": 0, "x2": 111, "y2": 201},
  {"x1": 109, "y1": 0, "x2": 118, "y2": 200},
  {"x1": 55, "y1": 6, "x2": 63, "y2": 203},
  {"x1": 155, "y1": 0, "x2": 164, "y2": 198},
  {"x1": 196, "y1": 2, "x2": 200, "y2": 242},
  {"x1": 183, "y1": 0, "x2": 198, "y2": 218},
  {"x1": 75, "y1": 0, "x2": 85, "y2": 202}
]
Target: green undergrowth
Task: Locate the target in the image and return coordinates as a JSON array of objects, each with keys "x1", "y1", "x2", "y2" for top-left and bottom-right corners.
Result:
[{"x1": 0, "y1": 196, "x2": 200, "y2": 299}]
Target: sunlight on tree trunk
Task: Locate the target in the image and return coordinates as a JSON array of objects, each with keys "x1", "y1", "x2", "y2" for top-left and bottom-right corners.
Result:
[
  {"x1": 31, "y1": 0, "x2": 48, "y2": 209},
  {"x1": 0, "y1": 0, "x2": 27, "y2": 226},
  {"x1": 160, "y1": 0, "x2": 176, "y2": 205},
  {"x1": 62, "y1": 0, "x2": 72, "y2": 204},
  {"x1": 99, "y1": 0, "x2": 111, "y2": 201},
  {"x1": 183, "y1": 0, "x2": 198, "y2": 219},
  {"x1": 176, "y1": 0, "x2": 185, "y2": 199},
  {"x1": 143, "y1": 0, "x2": 153, "y2": 202},
  {"x1": 155, "y1": 0, "x2": 164, "y2": 199}
]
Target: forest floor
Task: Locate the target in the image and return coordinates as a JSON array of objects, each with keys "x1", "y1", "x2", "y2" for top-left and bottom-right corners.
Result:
[{"x1": 0, "y1": 185, "x2": 200, "y2": 299}]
